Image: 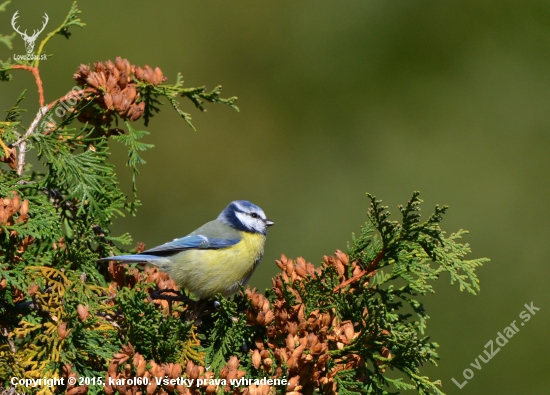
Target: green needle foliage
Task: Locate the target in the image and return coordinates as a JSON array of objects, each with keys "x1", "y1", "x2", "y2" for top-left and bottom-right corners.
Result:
[{"x1": 0, "y1": 3, "x2": 488, "y2": 395}]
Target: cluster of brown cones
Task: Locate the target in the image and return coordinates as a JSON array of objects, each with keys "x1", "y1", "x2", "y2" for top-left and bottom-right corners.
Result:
[
  {"x1": 106, "y1": 243, "x2": 182, "y2": 315},
  {"x1": 244, "y1": 252, "x2": 371, "y2": 395},
  {"x1": 63, "y1": 364, "x2": 88, "y2": 395},
  {"x1": 115, "y1": 265, "x2": 181, "y2": 314},
  {"x1": 0, "y1": 191, "x2": 33, "y2": 261},
  {"x1": 0, "y1": 191, "x2": 29, "y2": 228},
  {"x1": 0, "y1": 146, "x2": 17, "y2": 170},
  {"x1": 103, "y1": 343, "x2": 182, "y2": 395},
  {"x1": 73, "y1": 57, "x2": 167, "y2": 123},
  {"x1": 103, "y1": 345, "x2": 252, "y2": 395}
]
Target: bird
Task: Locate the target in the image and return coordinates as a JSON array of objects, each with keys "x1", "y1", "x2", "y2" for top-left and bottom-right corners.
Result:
[{"x1": 99, "y1": 200, "x2": 274, "y2": 300}]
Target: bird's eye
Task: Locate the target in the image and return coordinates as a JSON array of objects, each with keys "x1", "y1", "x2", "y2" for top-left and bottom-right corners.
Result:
[{"x1": 250, "y1": 212, "x2": 259, "y2": 218}]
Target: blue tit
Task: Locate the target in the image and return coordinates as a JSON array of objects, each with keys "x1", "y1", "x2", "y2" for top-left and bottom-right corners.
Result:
[{"x1": 99, "y1": 200, "x2": 274, "y2": 300}]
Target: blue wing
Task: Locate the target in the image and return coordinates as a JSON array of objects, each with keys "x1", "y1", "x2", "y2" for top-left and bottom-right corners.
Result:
[
  {"x1": 142, "y1": 235, "x2": 240, "y2": 255},
  {"x1": 98, "y1": 234, "x2": 240, "y2": 262}
]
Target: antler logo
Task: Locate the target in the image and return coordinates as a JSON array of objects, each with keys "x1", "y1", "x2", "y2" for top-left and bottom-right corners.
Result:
[{"x1": 11, "y1": 11, "x2": 49, "y2": 54}]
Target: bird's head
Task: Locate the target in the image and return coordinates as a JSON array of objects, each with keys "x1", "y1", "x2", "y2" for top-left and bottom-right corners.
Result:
[{"x1": 218, "y1": 200, "x2": 274, "y2": 235}]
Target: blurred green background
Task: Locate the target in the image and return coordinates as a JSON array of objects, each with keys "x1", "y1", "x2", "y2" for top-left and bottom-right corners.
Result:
[{"x1": 1, "y1": 1, "x2": 549, "y2": 393}]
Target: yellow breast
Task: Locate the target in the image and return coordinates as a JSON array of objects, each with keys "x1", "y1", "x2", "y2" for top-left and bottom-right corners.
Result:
[{"x1": 167, "y1": 232, "x2": 266, "y2": 299}]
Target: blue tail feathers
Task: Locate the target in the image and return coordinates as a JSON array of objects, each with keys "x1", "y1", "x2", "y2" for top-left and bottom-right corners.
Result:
[{"x1": 97, "y1": 254, "x2": 161, "y2": 263}]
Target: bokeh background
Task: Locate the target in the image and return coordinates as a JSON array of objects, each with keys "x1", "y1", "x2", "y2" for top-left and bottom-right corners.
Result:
[{"x1": 1, "y1": 1, "x2": 549, "y2": 393}]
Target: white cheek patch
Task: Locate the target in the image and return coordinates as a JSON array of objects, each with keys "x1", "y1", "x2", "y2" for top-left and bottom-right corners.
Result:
[
  {"x1": 253, "y1": 219, "x2": 267, "y2": 233},
  {"x1": 235, "y1": 211, "x2": 266, "y2": 233},
  {"x1": 235, "y1": 211, "x2": 254, "y2": 229}
]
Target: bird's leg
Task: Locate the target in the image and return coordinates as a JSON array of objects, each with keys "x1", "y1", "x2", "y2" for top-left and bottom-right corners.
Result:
[{"x1": 150, "y1": 289, "x2": 194, "y2": 317}]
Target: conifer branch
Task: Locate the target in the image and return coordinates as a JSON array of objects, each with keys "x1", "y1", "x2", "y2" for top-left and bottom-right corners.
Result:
[
  {"x1": 9, "y1": 65, "x2": 44, "y2": 106},
  {"x1": 33, "y1": 1, "x2": 85, "y2": 68},
  {"x1": 333, "y1": 247, "x2": 385, "y2": 292},
  {"x1": 13, "y1": 106, "x2": 48, "y2": 175}
]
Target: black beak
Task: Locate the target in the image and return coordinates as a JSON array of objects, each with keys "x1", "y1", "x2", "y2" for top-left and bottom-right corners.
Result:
[{"x1": 266, "y1": 219, "x2": 275, "y2": 226}]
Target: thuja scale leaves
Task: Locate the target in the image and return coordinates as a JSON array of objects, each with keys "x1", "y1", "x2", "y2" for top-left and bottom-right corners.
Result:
[{"x1": 0, "y1": 2, "x2": 488, "y2": 395}]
